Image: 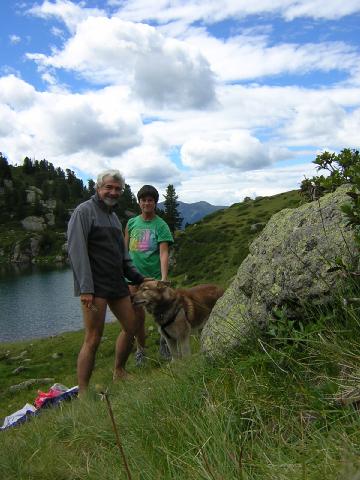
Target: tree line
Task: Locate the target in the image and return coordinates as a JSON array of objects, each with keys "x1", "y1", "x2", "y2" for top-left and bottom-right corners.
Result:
[{"x1": 0, "y1": 153, "x2": 182, "y2": 233}]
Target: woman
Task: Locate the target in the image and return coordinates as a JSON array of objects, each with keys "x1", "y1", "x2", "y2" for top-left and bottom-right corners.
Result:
[{"x1": 125, "y1": 185, "x2": 174, "y2": 365}]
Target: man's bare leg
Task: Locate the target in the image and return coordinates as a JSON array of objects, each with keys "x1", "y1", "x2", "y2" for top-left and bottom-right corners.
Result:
[
  {"x1": 108, "y1": 295, "x2": 138, "y2": 380},
  {"x1": 77, "y1": 297, "x2": 107, "y2": 394}
]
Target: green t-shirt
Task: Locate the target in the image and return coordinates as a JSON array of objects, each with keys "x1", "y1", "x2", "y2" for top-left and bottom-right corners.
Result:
[{"x1": 127, "y1": 215, "x2": 174, "y2": 279}]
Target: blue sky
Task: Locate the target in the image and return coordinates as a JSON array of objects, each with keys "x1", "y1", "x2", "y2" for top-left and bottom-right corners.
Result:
[{"x1": 0, "y1": 0, "x2": 360, "y2": 205}]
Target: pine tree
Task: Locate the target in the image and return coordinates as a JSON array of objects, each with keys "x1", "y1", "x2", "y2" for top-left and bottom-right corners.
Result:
[
  {"x1": 115, "y1": 183, "x2": 140, "y2": 226},
  {"x1": 162, "y1": 184, "x2": 183, "y2": 233},
  {"x1": 0, "y1": 154, "x2": 12, "y2": 183}
]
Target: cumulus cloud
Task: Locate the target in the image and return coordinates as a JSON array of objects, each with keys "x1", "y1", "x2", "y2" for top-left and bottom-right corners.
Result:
[
  {"x1": 0, "y1": 104, "x2": 17, "y2": 136},
  {"x1": 26, "y1": 16, "x2": 216, "y2": 109},
  {"x1": 0, "y1": 75, "x2": 143, "y2": 167},
  {"x1": 0, "y1": 75, "x2": 36, "y2": 110},
  {"x1": 119, "y1": 145, "x2": 181, "y2": 186},
  {"x1": 37, "y1": 100, "x2": 142, "y2": 157},
  {"x1": 281, "y1": 98, "x2": 347, "y2": 145}
]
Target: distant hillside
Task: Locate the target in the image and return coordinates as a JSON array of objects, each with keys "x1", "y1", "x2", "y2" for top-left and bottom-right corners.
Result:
[
  {"x1": 171, "y1": 190, "x2": 303, "y2": 286},
  {"x1": 0, "y1": 155, "x2": 139, "y2": 264},
  {"x1": 158, "y1": 200, "x2": 226, "y2": 228}
]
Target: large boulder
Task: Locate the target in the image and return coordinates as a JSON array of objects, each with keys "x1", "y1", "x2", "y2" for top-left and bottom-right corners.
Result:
[{"x1": 201, "y1": 185, "x2": 358, "y2": 359}]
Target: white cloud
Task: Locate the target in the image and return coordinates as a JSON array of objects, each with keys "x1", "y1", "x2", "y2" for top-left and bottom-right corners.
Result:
[
  {"x1": 182, "y1": 30, "x2": 359, "y2": 83},
  {"x1": 113, "y1": 0, "x2": 360, "y2": 24},
  {"x1": 0, "y1": 75, "x2": 36, "y2": 110},
  {"x1": 51, "y1": 26, "x2": 66, "y2": 39},
  {"x1": 181, "y1": 131, "x2": 287, "y2": 170},
  {"x1": 0, "y1": 76, "x2": 143, "y2": 167},
  {"x1": 118, "y1": 145, "x2": 181, "y2": 186},
  {"x1": 283, "y1": 0, "x2": 360, "y2": 20},
  {"x1": 9, "y1": 34, "x2": 21, "y2": 45},
  {"x1": 27, "y1": 0, "x2": 105, "y2": 33},
  {"x1": 177, "y1": 162, "x2": 319, "y2": 205},
  {"x1": 27, "y1": 16, "x2": 216, "y2": 109},
  {"x1": 281, "y1": 98, "x2": 347, "y2": 145},
  {"x1": 0, "y1": 104, "x2": 17, "y2": 136}
]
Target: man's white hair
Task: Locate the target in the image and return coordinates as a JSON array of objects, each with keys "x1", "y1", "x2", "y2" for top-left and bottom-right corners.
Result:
[{"x1": 96, "y1": 169, "x2": 125, "y2": 188}]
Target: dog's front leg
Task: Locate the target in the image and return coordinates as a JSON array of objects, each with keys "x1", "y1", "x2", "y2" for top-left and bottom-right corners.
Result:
[
  {"x1": 179, "y1": 335, "x2": 191, "y2": 358},
  {"x1": 165, "y1": 337, "x2": 180, "y2": 360}
]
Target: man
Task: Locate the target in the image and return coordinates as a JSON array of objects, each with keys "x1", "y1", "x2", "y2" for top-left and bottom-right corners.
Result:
[
  {"x1": 67, "y1": 170, "x2": 145, "y2": 393},
  {"x1": 125, "y1": 185, "x2": 174, "y2": 365}
]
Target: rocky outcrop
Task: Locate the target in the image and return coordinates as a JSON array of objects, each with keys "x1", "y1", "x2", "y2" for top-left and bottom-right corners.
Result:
[
  {"x1": 12, "y1": 242, "x2": 32, "y2": 263},
  {"x1": 201, "y1": 185, "x2": 358, "y2": 359},
  {"x1": 21, "y1": 216, "x2": 46, "y2": 232},
  {"x1": 26, "y1": 186, "x2": 43, "y2": 204}
]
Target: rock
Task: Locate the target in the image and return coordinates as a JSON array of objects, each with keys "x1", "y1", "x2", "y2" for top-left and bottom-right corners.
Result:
[
  {"x1": 9, "y1": 351, "x2": 28, "y2": 361},
  {"x1": 0, "y1": 351, "x2": 11, "y2": 361},
  {"x1": 51, "y1": 352, "x2": 63, "y2": 359},
  {"x1": 8, "y1": 378, "x2": 55, "y2": 392},
  {"x1": 42, "y1": 199, "x2": 56, "y2": 211},
  {"x1": 30, "y1": 236, "x2": 41, "y2": 257},
  {"x1": 250, "y1": 222, "x2": 266, "y2": 233},
  {"x1": 21, "y1": 216, "x2": 46, "y2": 232},
  {"x1": 12, "y1": 366, "x2": 29, "y2": 374},
  {"x1": 26, "y1": 186, "x2": 42, "y2": 204},
  {"x1": 12, "y1": 242, "x2": 31, "y2": 263},
  {"x1": 45, "y1": 212, "x2": 55, "y2": 226},
  {"x1": 201, "y1": 185, "x2": 358, "y2": 359},
  {"x1": 4, "y1": 179, "x2": 13, "y2": 189}
]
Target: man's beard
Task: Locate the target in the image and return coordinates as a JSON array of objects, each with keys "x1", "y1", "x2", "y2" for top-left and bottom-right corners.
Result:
[{"x1": 103, "y1": 197, "x2": 118, "y2": 207}]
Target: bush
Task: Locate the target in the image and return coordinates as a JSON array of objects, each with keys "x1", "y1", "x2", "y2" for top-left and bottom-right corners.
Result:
[{"x1": 301, "y1": 148, "x2": 360, "y2": 253}]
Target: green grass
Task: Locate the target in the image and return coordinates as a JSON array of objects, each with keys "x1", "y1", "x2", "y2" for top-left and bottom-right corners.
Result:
[
  {"x1": 1, "y1": 295, "x2": 360, "y2": 479},
  {"x1": 172, "y1": 190, "x2": 303, "y2": 286}
]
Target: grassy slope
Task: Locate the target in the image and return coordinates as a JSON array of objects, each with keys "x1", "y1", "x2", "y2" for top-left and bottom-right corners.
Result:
[
  {"x1": 1, "y1": 189, "x2": 360, "y2": 479},
  {"x1": 172, "y1": 190, "x2": 302, "y2": 286}
]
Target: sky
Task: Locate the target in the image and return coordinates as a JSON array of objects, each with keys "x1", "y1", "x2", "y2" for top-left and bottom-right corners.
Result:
[{"x1": 0, "y1": 1, "x2": 360, "y2": 206}]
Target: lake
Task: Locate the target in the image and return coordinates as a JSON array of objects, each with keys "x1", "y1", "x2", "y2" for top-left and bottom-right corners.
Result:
[{"x1": 0, "y1": 264, "x2": 111, "y2": 344}]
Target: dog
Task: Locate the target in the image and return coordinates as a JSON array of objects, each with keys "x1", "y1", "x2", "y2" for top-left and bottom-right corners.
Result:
[{"x1": 132, "y1": 280, "x2": 224, "y2": 359}]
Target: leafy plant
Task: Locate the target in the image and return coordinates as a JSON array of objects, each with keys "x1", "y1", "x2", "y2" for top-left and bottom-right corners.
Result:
[{"x1": 301, "y1": 148, "x2": 360, "y2": 264}]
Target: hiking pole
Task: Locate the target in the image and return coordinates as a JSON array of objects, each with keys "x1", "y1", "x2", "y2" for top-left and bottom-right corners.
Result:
[{"x1": 99, "y1": 388, "x2": 132, "y2": 480}]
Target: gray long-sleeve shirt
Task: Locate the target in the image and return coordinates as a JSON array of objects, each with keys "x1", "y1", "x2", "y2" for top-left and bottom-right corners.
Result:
[{"x1": 67, "y1": 193, "x2": 144, "y2": 298}]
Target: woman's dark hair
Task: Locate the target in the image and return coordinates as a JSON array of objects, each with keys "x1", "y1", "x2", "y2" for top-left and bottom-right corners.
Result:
[{"x1": 137, "y1": 185, "x2": 159, "y2": 203}]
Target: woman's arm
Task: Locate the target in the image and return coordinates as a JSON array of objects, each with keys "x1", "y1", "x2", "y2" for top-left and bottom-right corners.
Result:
[
  {"x1": 124, "y1": 224, "x2": 129, "y2": 249},
  {"x1": 159, "y1": 242, "x2": 169, "y2": 281}
]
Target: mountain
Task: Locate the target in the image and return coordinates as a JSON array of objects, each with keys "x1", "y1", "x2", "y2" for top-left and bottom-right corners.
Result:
[{"x1": 158, "y1": 200, "x2": 227, "y2": 228}]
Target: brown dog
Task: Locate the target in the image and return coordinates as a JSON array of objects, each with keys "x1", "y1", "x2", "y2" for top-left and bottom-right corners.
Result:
[{"x1": 132, "y1": 280, "x2": 224, "y2": 359}]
